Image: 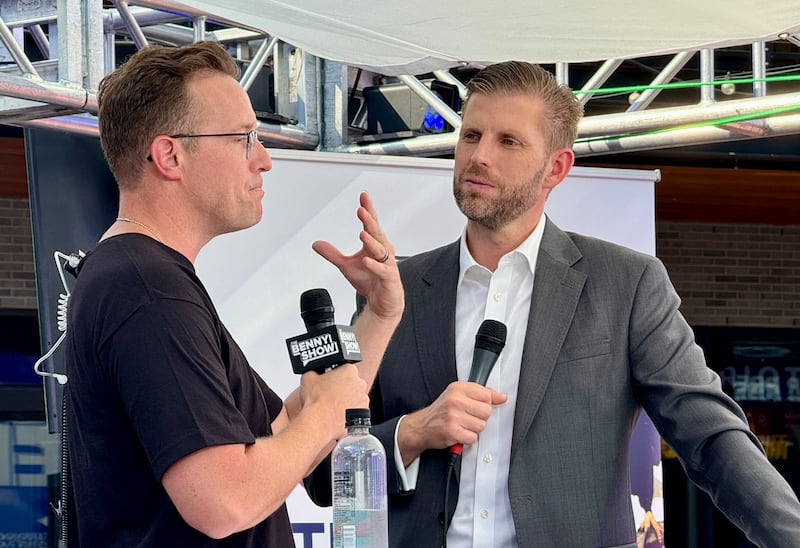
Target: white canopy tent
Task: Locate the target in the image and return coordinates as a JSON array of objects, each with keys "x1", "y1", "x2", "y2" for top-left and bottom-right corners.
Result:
[
  {"x1": 0, "y1": 0, "x2": 798, "y2": 156},
  {"x1": 182, "y1": 0, "x2": 800, "y2": 75}
]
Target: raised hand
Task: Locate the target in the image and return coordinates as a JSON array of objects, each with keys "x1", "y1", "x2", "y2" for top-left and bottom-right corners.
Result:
[{"x1": 311, "y1": 191, "x2": 403, "y2": 322}]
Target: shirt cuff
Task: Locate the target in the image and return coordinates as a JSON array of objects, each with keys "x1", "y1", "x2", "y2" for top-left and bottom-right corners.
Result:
[{"x1": 394, "y1": 415, "x2": 420, "y2": 492}]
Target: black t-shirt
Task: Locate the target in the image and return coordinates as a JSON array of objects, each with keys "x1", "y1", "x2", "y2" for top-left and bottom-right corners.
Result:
[{"x1": 64, "y1": 234, "x2": 294, "y2": 547}]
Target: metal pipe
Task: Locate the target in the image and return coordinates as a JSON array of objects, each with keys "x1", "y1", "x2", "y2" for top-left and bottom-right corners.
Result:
[
  {"x1": 132, "y1": 24, "x2": 264, "y2": 47},
  {"x1": 574, "y1": 59, "x2": 623, "y2": 105},
  {"x1": 110, "y1": 1, "x2": 149, "y2": 49},
  {"x1": 333, "y1": 131, "x2": 456, "y2": 157},
  {"x1": 780, "y1": 33, "x2": 800, "y2": 48},
  {"x1": 397, "y1": 74, "x2": 462, "y2": 129},
  {"x1": 579, "y1": 91, "x2": 800, "y2": 138},
  {"x1": 576, "y1": 112, "x2": 800, "y2": 156},
  {"x1": 752, "y1": 41, "x2": 766, "y2": 97},
  {"x1": 86, "y1": 0, "x2": 108, "y2": 92},
  {"x1": 0, "y1": 16, "x2": 39, "y2": 76},
  {"x1": 240, "y1": 37, "x2": 278, "y2": 92},
  {"x1": 104, "y1": 28, "x2": 116, "y2": 75},
  {"x1": 555, "y1": 63, "x2": 568, "y2": 86},
  {"x1": 105, "y1": 6, "x2": 184, "y2": 32},
  {"x1": 699, "y1": 50, "x2": 715, "y2": 104},
  {"x1": 0, "y1": 74, "x2": 95, "y2": 111},
  {"x1": 627, "y1": 50, "x2": 695, "y2": 112},
  {"x1": 29, "y1": 25, "x2": 51, "y2": 59},
  {"x1": 193, "y1": 15, "x2": 206, "y2": 42},
  {"x1": 20, "y1": 113, "x2": 102, "y2": 137}
]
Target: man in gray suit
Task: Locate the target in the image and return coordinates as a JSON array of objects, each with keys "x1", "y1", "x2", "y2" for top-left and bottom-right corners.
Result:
[{"x1": 356, "y1": 61, "x2": 800, "y2": 547}]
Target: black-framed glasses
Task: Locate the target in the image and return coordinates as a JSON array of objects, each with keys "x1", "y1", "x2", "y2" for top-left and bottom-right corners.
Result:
[{"x1": 169, "y1": 129, "x2": 260, "y2": 159}]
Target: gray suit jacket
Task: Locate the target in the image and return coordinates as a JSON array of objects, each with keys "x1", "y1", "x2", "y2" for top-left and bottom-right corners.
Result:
[{"x1": 306, "y1": 219, "x2": 800, "y2": 547}]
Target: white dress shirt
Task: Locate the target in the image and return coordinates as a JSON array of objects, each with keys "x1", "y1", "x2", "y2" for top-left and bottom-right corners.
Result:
[{"x1": 393, "y1": 217, "x2": 545, "y2": 547}]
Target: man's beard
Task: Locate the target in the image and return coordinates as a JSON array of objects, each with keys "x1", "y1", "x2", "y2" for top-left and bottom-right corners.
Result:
[{"x1": 454, "y1": 166, "x2": 545, "y2": 231}]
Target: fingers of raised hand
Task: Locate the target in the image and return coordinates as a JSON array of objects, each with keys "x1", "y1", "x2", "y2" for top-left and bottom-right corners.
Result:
[{"x1": 359, "y1": 229, "x2": 394, "y2": 266}]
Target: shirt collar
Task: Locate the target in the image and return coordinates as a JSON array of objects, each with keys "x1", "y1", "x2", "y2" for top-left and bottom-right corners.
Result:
[{"x1": 458, "y1": 214, "x2": 547, "y2": 286}]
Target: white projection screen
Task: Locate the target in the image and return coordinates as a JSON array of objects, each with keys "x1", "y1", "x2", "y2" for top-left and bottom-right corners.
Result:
[{"x1": 194, "y1": 149, "x2": 661, "y2": 547}]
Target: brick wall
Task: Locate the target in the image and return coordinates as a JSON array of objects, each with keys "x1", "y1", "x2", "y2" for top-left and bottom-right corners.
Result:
[
  {"x1": 1, "y1": 200, "x2": 799, "y2": 328},
  {"x1": 0, "y1": 197, "x2": 37, "y2": 310},
  {"x1": 657, "y1": 221, "x2": 800, "y2": 328}
]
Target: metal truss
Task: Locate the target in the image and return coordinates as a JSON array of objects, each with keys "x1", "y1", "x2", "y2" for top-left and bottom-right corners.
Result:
[{"x1": 0, "y1": 0, "x2": 798, "y2": 158}]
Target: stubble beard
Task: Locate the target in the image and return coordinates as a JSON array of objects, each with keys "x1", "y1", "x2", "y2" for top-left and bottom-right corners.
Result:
[{"x1": 453, "y1": 166, "x2": 545, "y2": 231}]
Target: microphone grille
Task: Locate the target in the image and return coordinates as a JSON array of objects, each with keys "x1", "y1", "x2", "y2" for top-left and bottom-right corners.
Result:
[
  {"x1": 475, "y1": 319, "x2": 507, "y2": 353},
  {"x1": 300, "y1": 288, "x2": 335, "y2": 329}
]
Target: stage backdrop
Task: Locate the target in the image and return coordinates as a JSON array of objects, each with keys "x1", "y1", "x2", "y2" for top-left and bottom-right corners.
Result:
[{"x1": 193, "y1": 149, "x2": 663, "y2": 547}]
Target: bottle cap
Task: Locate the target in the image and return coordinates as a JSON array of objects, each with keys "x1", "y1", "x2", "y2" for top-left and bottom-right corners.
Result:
[{"x1": 345, "y1": 408, "x2": 371, "y2": 425}]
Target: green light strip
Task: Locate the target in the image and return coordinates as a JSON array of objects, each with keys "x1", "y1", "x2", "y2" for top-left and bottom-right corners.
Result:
[{"x1": 576, "y1": 74, "x2": 800, "y2": 96}]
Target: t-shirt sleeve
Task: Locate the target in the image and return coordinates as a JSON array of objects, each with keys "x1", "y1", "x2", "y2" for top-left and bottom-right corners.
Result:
[
  {"x1": 99, "y1": 297, "x2": 256, "y2": 480},
  {"x1": 253, "y1": 370, "x2": 284, "y2": 420}
]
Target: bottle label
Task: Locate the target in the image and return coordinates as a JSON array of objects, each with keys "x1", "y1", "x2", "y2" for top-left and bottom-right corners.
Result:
[
  {"x1": 333, "y1": 509, "x2": 388, "y2": 548},
  {"x1": 341, "y1": 524, "x2": 356, "y2": 548},
  {"x1": 333, "y1": 469, "x2": 355, "y2": 535}
]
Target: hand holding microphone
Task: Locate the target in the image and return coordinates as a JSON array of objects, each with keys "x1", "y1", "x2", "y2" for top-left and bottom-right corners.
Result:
[
  {"x1": 448, "y1": 319, "x2": 507, "y2": 461},
  {"x1": 286, "y1": 288, "x2": 369, "y2": 437},
  {"x1": 286, "y1": 288, "x2": 362, "y2": 374}
]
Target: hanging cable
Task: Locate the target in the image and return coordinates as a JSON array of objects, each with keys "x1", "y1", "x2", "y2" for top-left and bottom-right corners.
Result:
[
  {"x1": 32, "y1": 249, "x2": 84, "y2": 548},
  {"x1": 32, "y1": 250, "x2": 84, "y2": 385}
]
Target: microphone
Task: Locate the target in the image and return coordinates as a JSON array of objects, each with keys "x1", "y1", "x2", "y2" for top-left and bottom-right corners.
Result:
[
  {"x1": 286, "y1": 288, "x2": 362, "y2": 374},
  {"x1": 448, "y1": 319, "x2": 507, "y2": 460}
]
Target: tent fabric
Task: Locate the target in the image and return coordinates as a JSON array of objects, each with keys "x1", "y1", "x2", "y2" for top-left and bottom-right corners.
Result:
[{"x1": 183, "y1": 0, "x2": 800, "y2": 75}]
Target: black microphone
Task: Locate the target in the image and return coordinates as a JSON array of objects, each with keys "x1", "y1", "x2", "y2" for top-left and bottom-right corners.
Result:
[
  {"x1": 448, "y1": 319, "x2": 507, "y2": 459},
  {"x1": 286, "y1": 288, "x2": 362, "y2": 374},
  {"x1": 300, "y1": 288, "x2": 335, "y2": 332}
]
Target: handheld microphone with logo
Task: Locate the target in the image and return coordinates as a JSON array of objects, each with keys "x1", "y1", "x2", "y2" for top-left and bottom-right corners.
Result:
[
  {"x1": 448, "y1": 319, "x2": 507, "y2": 461},
  {"x1": 286, "y1": 288, "x2": 362, "y2": 374}
]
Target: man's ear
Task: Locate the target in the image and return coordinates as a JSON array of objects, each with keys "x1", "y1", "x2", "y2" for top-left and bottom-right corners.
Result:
[
  {"x1": 147, "y1": 136, "x2": 183, "y2": 181},
  {"x1": 542, "y1": 147, "x2": 575, "y2": 192}
]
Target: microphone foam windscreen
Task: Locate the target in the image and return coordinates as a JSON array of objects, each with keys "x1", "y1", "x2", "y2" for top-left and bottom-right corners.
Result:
[
  {"x1": 475, "y1": 319, "x2": 507, "y2": 354},
  {"x1": 300, "y1": 288, "x2": 335, "y2": 329}
]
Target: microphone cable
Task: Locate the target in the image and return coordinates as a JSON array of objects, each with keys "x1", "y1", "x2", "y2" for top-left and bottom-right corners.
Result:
[
  {"x1": 31, "y1": 248, "x2": 84, "y2": 548},
  {"x1": 33, "y1": 250, "x2": 84, "y2": 385},
  {"x1": 442, "y1": 449, "x2": 459, "y2": 548}
]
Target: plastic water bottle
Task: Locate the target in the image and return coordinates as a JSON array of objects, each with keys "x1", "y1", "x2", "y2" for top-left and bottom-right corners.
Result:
[{"x1": 332, "y1": 408, "x2": 388, "y2": 548}]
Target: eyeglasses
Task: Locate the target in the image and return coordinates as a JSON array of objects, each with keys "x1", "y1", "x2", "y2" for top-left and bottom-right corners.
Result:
[{"x1": 168, "y1": 129, "x2": 260, "y2": 159}]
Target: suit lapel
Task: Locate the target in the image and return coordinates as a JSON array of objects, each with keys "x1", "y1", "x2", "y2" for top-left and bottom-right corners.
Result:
[
  {"x1": 412, "y1": 241, "x2": 460, "y2": 402},
  {"x1": 512, "y1": 220, "x2": 587, "y2": 453}
]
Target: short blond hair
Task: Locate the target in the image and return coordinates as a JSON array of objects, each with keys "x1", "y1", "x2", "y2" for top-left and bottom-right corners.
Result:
[{"x1": 465, "y1": 61, "x2": 583, "y2": 152}]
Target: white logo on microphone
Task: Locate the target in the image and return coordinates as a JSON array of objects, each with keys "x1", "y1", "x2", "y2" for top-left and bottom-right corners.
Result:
[{"x1": 291, "y1": 332, "x2": 340, "y2": 365}]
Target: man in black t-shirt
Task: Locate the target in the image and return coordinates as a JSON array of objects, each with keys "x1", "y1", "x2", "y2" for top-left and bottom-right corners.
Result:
[{"x1": 64, "y1": 41, "x2": 403, "y2": 547}]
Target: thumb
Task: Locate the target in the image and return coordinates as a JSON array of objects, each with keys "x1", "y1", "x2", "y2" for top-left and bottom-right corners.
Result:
[{"x1": 489, "y1": 388, "x2": 508, "y2": 405}]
